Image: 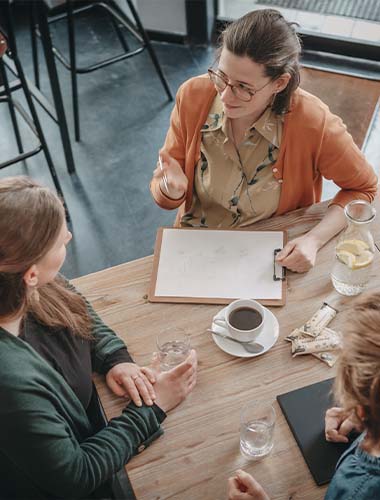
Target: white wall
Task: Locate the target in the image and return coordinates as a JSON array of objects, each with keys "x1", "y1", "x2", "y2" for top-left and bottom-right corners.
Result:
[{"x1": 117, "y1": 0, "x2": 187, "y2": 35}]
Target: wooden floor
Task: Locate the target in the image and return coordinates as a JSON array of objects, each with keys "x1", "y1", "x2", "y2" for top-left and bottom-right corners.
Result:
[{"x1": 300, "y1": 67, "x2": 380, "y2": 149}]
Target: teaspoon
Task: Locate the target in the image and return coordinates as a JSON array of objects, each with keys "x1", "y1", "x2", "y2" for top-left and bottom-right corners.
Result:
[{"x1": 207, "y1": 329, "x2": 264, "y2": 354}]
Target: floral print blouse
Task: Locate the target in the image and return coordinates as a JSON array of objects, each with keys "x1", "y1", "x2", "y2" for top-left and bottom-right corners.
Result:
[{"x1": 181, "y1": 94, "x2": 283, "y2": 228}]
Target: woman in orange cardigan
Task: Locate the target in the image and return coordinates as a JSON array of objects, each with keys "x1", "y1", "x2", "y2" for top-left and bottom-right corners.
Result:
[{"x1": 150, "y1": 9, "x2": 377, "y2": 273}]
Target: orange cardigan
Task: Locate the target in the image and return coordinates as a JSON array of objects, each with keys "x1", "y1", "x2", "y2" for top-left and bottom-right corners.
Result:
[{"x1": 151, "y1": 75, "x2": 377, "y2": 223}]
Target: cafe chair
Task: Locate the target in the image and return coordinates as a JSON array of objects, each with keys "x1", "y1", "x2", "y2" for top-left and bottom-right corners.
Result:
[
  {"x1": 0, "y1": 2, "x2": 70, "y2": 221},
  {"x1": 87, "y1": 385, "x2": 137, "y2": 500},
  {"x1": 31, "y1": 0, "x2": 173, "y2": 141}
]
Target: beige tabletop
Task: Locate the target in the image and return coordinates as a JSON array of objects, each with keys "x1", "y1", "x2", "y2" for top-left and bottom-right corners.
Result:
[{"x1": 73, "y1": 199, "x2": 380, "y2": 500}]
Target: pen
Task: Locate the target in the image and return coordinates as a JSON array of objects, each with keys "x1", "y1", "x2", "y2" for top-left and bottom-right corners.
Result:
[{"x1": 158, "y1": 155, "x2": 169, "y2": 194}]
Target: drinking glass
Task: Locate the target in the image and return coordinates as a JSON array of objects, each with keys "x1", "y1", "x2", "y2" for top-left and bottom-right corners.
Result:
[
  {"x1": 156, "y1": 328, "x2": 191, "y2": 371},
  {"x1": 240, "y1": 401, "x2": 275, "y2": 459}
]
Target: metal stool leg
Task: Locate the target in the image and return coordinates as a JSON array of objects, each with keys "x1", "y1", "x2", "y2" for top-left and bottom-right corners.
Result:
[
  {"x1": 67, "y1": 0, "x2": 80, "y2": 142},
  {"x1": 1, "y1": 1, "x2": 71, "y2": 221},
  {"x1": 30, "y1": 1, "x2": 40, "y2": 89},
  {"x1": 0, "y1": 59, "x2": 24, "y2": 153},
  {"x1": 36, "y1": 0, "x2": 76, "y2": 175},
  {"x1": 110, "y1": 15, "x2": 130, "y2": 53},
  {"x1": 13, "y1": 54, "x2": 71, "y2": 221},
  {"x1": 125, "y1": 0, "x2": 173, "y2": 101}
]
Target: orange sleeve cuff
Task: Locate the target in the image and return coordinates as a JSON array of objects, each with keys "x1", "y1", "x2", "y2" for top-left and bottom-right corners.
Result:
[
  {"x1": 330, "y1": 185, "x2": 378, "y2": 209},
  {"x1": 150, "y1": 178, "x2": 186, "y2": 210}
]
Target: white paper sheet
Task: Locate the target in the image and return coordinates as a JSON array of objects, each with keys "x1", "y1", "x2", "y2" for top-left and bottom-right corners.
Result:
[{"x1": 154, "y1": 229, "x2": 284, "y2": 300}]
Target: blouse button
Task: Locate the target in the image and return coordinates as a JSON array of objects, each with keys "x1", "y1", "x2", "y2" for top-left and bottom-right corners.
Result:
[
  {"x1": 278, "y1": 179, "x2": 283, "y2": 184},
  {"x1": 272, "y1": 168, "x2": 278, "y2": 173}
]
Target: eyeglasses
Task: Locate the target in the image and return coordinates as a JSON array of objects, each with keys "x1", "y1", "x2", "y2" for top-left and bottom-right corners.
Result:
[{"x1": 208, "y1": 68, "x2": 272, "y2": 102}]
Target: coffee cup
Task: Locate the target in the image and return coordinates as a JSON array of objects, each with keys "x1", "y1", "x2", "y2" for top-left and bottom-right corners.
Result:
[{"x1": 214, "y1": 298, "x2": 264, "y2": 342}]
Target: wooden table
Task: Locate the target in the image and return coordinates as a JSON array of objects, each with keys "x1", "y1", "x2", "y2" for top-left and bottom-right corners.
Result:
[{"x1": 73, "y1": 199, "x2": 380, "y2": 500}]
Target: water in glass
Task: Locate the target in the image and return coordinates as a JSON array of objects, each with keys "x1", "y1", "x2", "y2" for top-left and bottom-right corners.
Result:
[
  {"x1": 158, "y1": 340, "x2": 190, "y2": 371},
  {"x1": 240, "y1": 401, "x2": 275, "y2": 459},
  {"x1": 331, "y1": 255, "x2": 374, "y2": 296},
  {"x1": 240, "y1": 420, "x2": 274, "y2": 459},
  {"x1": 331, "y1": 200, "x2": 376, "y2": 296}
]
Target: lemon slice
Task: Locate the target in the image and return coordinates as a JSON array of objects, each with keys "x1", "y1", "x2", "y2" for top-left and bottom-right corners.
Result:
[
  {"x1": 336, "y1": 249, "x2": 356, "y2": 268},
  {"x1": 352, "y1": 250, "x2": 374, "y2": 270},
  {"x1": 336, "y1": 239, "x2": 369, "y2": 255}
]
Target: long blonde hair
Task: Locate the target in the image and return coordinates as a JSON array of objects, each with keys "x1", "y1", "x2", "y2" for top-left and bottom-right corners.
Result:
[
  {"x1": 0, "y1": 176, "x2": 91, "y2": 338},
  {"x1": 334, "y1": 292, "x2": 380, "y2": 448}
]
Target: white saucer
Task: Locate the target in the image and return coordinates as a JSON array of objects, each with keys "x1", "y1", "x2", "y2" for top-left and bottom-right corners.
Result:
[{"x1": 211, "y1": 306, "x2": 279, "y2": 358}]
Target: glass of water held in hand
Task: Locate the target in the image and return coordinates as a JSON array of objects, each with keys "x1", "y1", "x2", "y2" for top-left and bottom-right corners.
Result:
[
  {"x1": 240, "y1": 401, "x2": 276, "y2": 459},
  {"x1": 156, "y1": 328, "x2": 191, "y2": 371}
]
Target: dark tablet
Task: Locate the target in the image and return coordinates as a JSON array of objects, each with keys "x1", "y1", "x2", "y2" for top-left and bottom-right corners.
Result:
[{"x1": 277, "y1": 378, "x2": 351, "y2": 486}]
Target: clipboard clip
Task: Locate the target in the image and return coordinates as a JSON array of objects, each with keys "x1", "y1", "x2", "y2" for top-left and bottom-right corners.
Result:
[{"x1": 273, "y1": 248, "x2": 286, "y2": 281}]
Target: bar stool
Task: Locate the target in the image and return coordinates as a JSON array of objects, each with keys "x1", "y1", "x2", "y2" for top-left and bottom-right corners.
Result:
[
  {"x1": 31, "y1": 0, "x2": 173, "y2": 142},
  {"x1": 0, "y1": 2, "x2": 70, "y2": 221}
]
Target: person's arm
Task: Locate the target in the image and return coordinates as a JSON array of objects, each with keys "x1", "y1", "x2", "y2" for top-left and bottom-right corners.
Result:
[
  {"x1": 85, "y1": 295, "x2": 134, "y2": 374},
  {"x1": 277, "y1": 110, "x2": 377, "y2": 273},
  {"x1": 0, "y1": 351, "x2": 196, "y2": 498},
  {"x1": 150, "y1": 86, "x2": 188, "y2": 209},
  {"x1": 152, "y1": 150, "x2": 188, "y2": 204},
  {"x1": 318, "y1": 111, "x2": 378, "y2": 208},
  {"x1": 61, "y1": 276, "x2": 131, "y2": 371},
  {"x1": 306, "y1": 205, "x2": 346, "y2": 246},
  {"x1": 276, "y1": 205, "x2": 346, "y2": 272},
  {"x1": 227, "y1": 470, "x2": 270, "y2": 500},
  {"x1": 64, "y1": 278, "x2": 156, "y2": 405},
  {"x1": 85, "y1": 298, "x2": 157, "y2": 406},
  {"x1": 0, "y1": 384, "x2": 165, "y2": 499}
]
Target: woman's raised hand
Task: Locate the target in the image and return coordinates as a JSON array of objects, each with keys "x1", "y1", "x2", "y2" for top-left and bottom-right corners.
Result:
[
  {"x1": 153, "y1": 150, "x2": 188, "y2": 200},
  {"x1": 152, "y1": 349, "x2": 197, "y2": 413}
]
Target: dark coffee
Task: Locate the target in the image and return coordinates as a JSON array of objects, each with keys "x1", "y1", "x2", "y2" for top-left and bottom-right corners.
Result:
[{"x1": 229, "y1": 307, "x2": 262, "y2": 330}]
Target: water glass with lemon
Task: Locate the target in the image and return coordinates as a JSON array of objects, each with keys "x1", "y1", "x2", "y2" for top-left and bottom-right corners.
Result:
[{"x1": 331, "y1": 200, "x2": 376, "y2": 296}]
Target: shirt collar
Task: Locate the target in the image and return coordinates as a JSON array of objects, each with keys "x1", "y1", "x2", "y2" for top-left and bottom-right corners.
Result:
[
  {"x1": 250, "y1": 107, "x2": 281, "y2": 148},
  {"x1": 201, "y1": 94, "x2": 282, "y2": 149},
  {"x1": 200, "y1": 94, "x2": 224, "y2": 132}
]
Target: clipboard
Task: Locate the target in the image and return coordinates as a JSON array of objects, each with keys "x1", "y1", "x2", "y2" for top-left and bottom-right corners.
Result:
[{"x1": 148, "y1": 227, "x2": 287, "y2": 306}]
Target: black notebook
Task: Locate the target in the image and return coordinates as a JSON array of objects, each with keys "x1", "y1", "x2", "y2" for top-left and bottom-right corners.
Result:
[{"x1": 277, "y1": 378, "x2": 352, "y2": 486}]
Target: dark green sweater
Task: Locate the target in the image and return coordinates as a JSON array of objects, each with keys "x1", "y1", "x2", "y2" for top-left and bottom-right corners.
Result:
[{"x1": 0, "y1": 290, "x2": 165, "y2": 499}]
